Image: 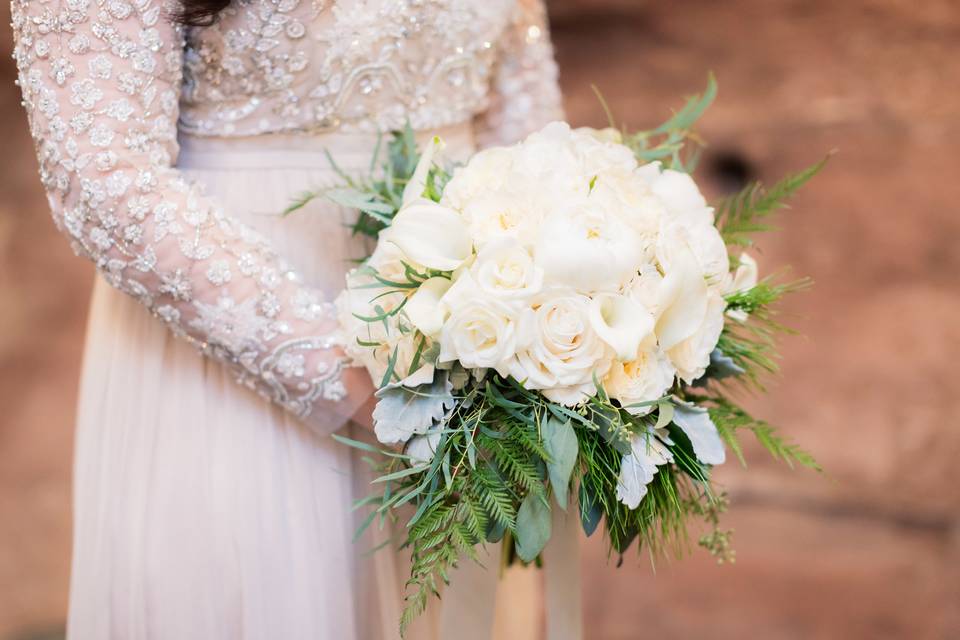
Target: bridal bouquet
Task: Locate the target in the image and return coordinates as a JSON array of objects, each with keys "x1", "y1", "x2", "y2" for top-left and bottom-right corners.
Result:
[{"x1": 291, "y1": 77, "x2": 823, "y2": 632}]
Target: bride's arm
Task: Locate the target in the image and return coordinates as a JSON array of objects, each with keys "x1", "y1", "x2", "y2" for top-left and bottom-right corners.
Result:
[
  {"x1": 11, "y1": 0, "x2": 371, "y2": 434},
  {"x1": 475, "y1": 0, "x2": 565, "y2": 147}
]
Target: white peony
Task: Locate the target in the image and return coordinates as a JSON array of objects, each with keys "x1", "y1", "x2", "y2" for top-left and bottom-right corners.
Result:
[
  {"x1": 471, "y1": 237, "x2": 544, "y2": 301},
  {"x1": 510, "y1": 122, "x2": 584, "y2": 187},
  {"x1": 604, "y1": 347, "x2": 676, "y2": 415},
  {"x1": 509, "y1": 290, "x2": 612, "y2": 406},
  {"x1": 441, "y1": 146, "x2": 515, "y2": 208},
  {"x1": 587, "y1": 174, "x2": 663, "y2": 252},
  {"x1": 384, "y1": 199, "x2": 472, "y2": 272},
  {"x1": 534, "y1": 201, "x2": 646, "y2": 294},
  {"x1": 646, "y1": 165, "x2": 714, "y2": 227},
  {"x1": 437, "y1": 273, "x2": 521, "y2": 373},
  {"x1": 456, "y1": 188, "x2": 549, "y2": 250}
]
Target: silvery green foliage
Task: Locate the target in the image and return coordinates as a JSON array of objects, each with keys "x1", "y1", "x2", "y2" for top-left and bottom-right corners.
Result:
[
  {"x1": 616, "y1": 431, "x2": 675, "y2": 509},
  {"x1": 673, "y1": 403, "x2": 726, "y2": 465},
  {"x1": 693, "y1": 349, "x2": 747, "y2": 386},
  {"x1": 542, "y1": 418, "x2": 579, "y2": 510},
  {"x1": 405, "y1": 427, "x2": 443, "y2": 466},
  {"x1": 515, "y1": 493, "x2": 552, "y2": 562},
  {"x1": 373, "y1": 372, "x2": 455, "y2": 444}
]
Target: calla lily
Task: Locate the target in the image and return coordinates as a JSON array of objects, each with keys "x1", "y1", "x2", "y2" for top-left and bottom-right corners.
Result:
[
  {"x1": 589, "y1": 293, "x2": 654, "y2": 361},
  {"x1": 386, "y1": 199, "x2": 473, "y2": 271},
  {"x1": 402, "y1": 135, "x2": 446, "y2": 205},
  {"x1": 405, "y1": 277, "x2": 452, "y2": 337},
  {"x1": 655, "y1": 244, "x2": 708, "y2": 350}
]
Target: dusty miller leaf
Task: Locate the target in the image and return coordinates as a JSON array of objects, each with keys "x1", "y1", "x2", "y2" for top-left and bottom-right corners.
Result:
[{"x1": 372, "y1": 372, "x2": 454, "y2": 444}]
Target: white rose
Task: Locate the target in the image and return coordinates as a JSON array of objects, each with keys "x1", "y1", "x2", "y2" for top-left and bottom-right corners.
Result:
[
  {"x1": 588, "y1": 293, "x2": 654, "y2": 361},
  {"x1": 510, "y1": 290, "x2": 612, "y2": 406},
  {"x1": 603, "y1": 347, "x2": 676, "y2": 416},
  {"x1": 384, "y1": 199, "x2": 472, "y2": 272},
  {"x1": 667, "y1": 290, "x2": 726, "y2": 384},
  {"x1": 471, "y1": 237, "x2": 543, "y2": 301},
  {"x1": 534, "y1": 201, "x2": 646, "y2": 294},
  {"x1": 438, "y1": 273, "x2": 521, "y2": 372}
]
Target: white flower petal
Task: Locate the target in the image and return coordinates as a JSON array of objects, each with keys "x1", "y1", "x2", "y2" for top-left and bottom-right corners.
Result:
[
  {"x1": 616, "y1": 432, "x2": 674, "y2": 509},
  {"x1": 386, "y1": 200, "x2": 472, "y2": 271},
  {"x1": 405, "y1": 277, "x2": 452, "y2": 338},
  {"x1": 406, "y1": 428, "x2": 442, "y2": 465},
  {"x1": 672, "y1": 404, "x2": 726, "y2": 465},
  {"x1": 589, "y1": 293, "x2": 655, "y2": 361},
  {"x1": 655, "y1": 242, "x2": 709, "y2": 350},
  {"x1": 402, "y1": 136, "x2": 445, "y2": 205}
]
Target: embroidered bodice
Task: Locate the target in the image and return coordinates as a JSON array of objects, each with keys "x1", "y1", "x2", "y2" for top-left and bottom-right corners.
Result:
[
  {"x1": 180, "y1": 0, "x2": 558, "y2": 142},
  {"x1": 11, "y1": 0, "x2": 562, "y2": 432}
]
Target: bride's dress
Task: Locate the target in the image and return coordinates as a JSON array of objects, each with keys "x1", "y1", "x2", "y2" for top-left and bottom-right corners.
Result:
[{"x1": 11, "y1": 0, "x2": 581, "y2": 638}]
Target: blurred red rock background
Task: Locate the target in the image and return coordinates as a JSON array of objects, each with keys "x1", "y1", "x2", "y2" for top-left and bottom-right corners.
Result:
[{"x1": 1, "y1": 1, "x2": 958, "y2": 638}]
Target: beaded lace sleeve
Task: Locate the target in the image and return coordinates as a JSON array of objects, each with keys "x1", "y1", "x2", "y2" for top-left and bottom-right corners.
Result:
[
  {"x1": 475, "y1": 0, "x2": 565, "y2": 147},
  {"x1": 11, "y1": 0, "x2": 367, "y2": 433}
]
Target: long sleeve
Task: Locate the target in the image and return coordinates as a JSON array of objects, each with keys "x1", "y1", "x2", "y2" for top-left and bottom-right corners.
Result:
[
  {"x1": 11, "y1": 0, "x2": 369, "y2": 433},
  {"x1": 475, "y1": 0, "x2": 565, "y2": 148}
]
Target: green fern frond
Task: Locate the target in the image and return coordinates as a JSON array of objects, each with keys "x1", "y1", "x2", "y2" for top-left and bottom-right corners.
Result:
[{"x1": 716, "y1": 154, "x2": 832, "y2": 246}]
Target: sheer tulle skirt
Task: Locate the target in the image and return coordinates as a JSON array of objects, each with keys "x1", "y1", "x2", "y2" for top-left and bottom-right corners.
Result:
[{"x1": 67, "y1": 126, "x2": 581, "y2": 640}]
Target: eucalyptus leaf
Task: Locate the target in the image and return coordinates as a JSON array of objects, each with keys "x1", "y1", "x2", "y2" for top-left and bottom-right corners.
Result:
[
  {"x1": 694, "y1": 349, "x2": 747, "y2": 386},
  {"x1": 514, "y1": 493, "x2": 552, "y2": 563},
  {"x1": 372, "y1": 372, "x2": 455, "y2": 444},
  {"x1": 485, "y1": 519, "x2": 506, "y2": 544},
  {"x1": 578, "y1": 481, "x2": 602, "y2": 537},
  {"x1": 542, "y1": 418, "x2": 578, "y2": 510},
  {"x1": 325, "y1": 187, "x2": 396, "y2": 215},
  {"x1": 595, "y1": 405, "x2": 632, "y2": 455}
]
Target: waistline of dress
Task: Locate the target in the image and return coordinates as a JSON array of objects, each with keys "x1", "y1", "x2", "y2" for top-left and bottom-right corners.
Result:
[{"x1": 176, "y1": 122, "x2": 476, "y2": 172}]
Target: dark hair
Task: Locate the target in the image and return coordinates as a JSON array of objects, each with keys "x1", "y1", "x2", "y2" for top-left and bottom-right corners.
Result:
[{"x1": 176, "y1": 0, "x2": 231, "y2": 26}]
